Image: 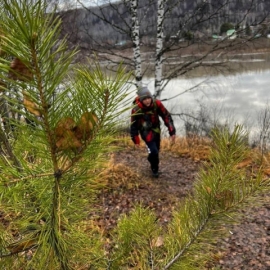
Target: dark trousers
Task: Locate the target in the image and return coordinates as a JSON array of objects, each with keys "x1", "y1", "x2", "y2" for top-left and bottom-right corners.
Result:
[{"x1": 145, "y1": 134, "x2": 160, "y2": 173}]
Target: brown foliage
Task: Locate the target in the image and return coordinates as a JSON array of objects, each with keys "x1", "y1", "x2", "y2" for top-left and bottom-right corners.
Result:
[
  {"x1": 236, "y1": 157, "x2": 253, "y2": 169},
  {"x1": 55, "y1": 129, "x2": 83, "y2": 151},
  {"x1": 9, "y1": 58, "x2": 33, "y2": 82},
  {"x1": 54, "y1": 112, "x2": 98, "y2": 152},
  {"x1": 55, "y1": 117, "x2": 76, "y2": 138},
  {"x1": 55, "y1": 117, "x2": 81, "y2": 151},
  {"x1": 22, "y1": 90, "x2": 42, "y2": 117},
  {"x1": 215, "y1": 189, "x2": 234, "y2": 210},
  {"x1": 74, "y1": 111, "x2": 98, "y2": 141},
  {"x1": 161, "y1": 136, "x2": 211, "y2": 161}
]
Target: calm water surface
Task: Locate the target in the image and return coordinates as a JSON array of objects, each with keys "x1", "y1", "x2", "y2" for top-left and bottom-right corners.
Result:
[{"x1": 144, "y1": 67, "x2": 270, "y2": 139}]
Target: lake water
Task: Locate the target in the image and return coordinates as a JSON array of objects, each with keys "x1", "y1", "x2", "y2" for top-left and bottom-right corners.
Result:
[{"x1": 141, "y1": 68, "x2": 270, "y2": 141}]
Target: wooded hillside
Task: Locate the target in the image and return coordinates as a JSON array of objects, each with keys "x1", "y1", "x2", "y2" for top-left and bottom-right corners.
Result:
[{"x1": 58, "y1": 0, "x2": 270, "y2": 49}]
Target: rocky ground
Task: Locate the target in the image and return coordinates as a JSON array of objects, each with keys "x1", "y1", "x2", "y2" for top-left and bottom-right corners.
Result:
[{"x1": 93, "y1": 146, "x2": 270, "y2": 269}]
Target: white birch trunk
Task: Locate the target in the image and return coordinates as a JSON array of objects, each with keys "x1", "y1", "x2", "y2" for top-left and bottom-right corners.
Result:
[
  {"x1": 154, "y1": 0, "x2": 164, "y2": 98},
  {"x1": 130, "y1": 0, "x2": 142, "y2": 89}
]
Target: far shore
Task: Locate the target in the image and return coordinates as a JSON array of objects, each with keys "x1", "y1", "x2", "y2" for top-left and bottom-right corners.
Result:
[{"x1": 78, "y1": 37, "x2": 270, "y2": 78}]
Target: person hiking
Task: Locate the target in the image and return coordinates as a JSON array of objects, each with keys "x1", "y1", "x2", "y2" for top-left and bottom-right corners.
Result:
[{"x1": 130, "y1": 87, "x2": 176, "y2": 178}]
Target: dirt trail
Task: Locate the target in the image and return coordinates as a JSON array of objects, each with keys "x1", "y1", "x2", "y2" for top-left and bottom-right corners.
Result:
[{"x1": 93, "y1": 147, "x2": 270, "y2": 269}]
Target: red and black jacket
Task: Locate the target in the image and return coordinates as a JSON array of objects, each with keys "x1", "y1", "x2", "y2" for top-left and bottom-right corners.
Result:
[{"x1": 130, "y1": 97, "x2": 176, "y2": 144}]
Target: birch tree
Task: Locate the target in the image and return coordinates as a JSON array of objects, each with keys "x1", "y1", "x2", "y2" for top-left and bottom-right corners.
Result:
[
  {"x1": 155, "y1": 0, "x2": 165, "y2": 98},
  {"x1": 57, "y1": 0, "x2": 270, "y2": 98},
  {"x1": 130, "y1": 0, "x2": 142, "y2": 88}
]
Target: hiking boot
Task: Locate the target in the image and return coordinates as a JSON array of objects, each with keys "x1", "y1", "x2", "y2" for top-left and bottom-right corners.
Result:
[{"x1": 152, "y1": 169, "x2": 159, "y2": 178}]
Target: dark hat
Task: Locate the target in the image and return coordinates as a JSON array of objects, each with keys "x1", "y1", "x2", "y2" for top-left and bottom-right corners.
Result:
[{"x1": 137, "y1": 87, "x2": 153, "y2": 102}]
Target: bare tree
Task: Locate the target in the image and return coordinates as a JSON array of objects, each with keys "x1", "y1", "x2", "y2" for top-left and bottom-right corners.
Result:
[{"x1": 57, "y1": 0, "x2": 270, "y2": 97}]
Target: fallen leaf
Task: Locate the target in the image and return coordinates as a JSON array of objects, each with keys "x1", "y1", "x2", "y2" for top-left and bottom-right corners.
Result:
[{"x1": 152, "y1": 236, "x2": 164, "y2": 247}]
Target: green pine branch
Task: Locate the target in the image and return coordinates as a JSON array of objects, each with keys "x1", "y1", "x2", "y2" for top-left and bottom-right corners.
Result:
[
  {"x1": 0, "y1": 1, "x2": 269, "y2": 270},
  {"x1": 0, "y1": 1, "x2": 132, "y2": 269},
  {"x1": 105, "y1": 125, "x2": 269, "y2": 269}
]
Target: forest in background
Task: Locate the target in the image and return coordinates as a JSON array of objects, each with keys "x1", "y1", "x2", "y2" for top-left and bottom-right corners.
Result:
[
  {"x1": 52, "y1": 0, "x2": 270, "y2": 99},
  {"x1": 58, "y1": 0, "x2": 270, "y2": 50}
]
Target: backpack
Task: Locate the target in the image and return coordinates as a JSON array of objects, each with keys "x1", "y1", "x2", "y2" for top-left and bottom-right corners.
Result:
[{"x1": 136, "y1": 100, "x2": 161, "y2": 134}]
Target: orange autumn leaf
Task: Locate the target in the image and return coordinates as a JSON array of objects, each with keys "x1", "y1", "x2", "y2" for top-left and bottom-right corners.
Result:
[
  {"x1": 74, "y1": 111, "x2": 98, "y2": 141},
  {"x1": 22, "y1": 90, "x2": 42, "y2": 117},
  {"x1": 55, "y1": 117, "x2": 76, "y2": 139},
  {"x1": 56, "y1": 130, "x2": 82, "y2": 151}
]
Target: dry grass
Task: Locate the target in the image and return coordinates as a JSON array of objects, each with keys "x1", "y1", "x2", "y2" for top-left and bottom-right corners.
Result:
[
  {"x1": 100, "y1": 135, "x2": 270, "y2": 189},
  {"x1": 115, "y1": 133, "x2": 270, "y2": 161},
  {"x1": 115, "y1": 135, "x2": 270, "y2": 176},
  {"x1": 161, "y1": 135, "x2": 211, "y2": 161},
  {"x1": 115, "y1": 134, "x2": 211, "y2": 161},
  {"x1": 98, "y1": 154, "x2": 141, "y2": 190}
]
